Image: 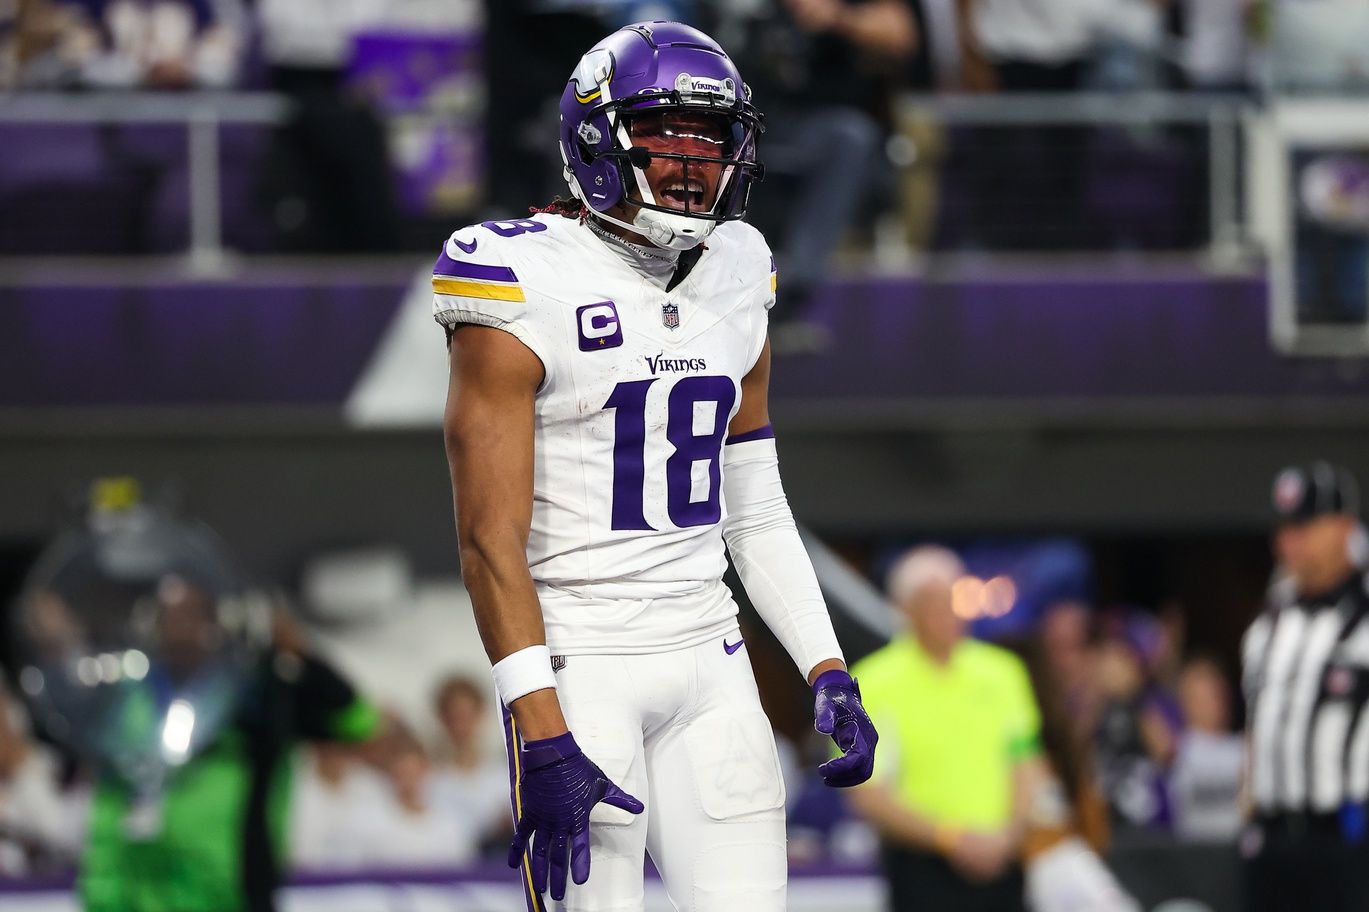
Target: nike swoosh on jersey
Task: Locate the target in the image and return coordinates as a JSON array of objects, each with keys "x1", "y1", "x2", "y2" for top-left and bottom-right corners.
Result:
[
  {"x1": 448, "y1": 236, "x2": 478, "y2": 256},
  {"x1": 724, "y1": 638, "x2": 744, "y2": 655}
]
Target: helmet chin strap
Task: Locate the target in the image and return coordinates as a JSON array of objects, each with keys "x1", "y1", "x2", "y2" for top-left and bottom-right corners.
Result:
[
  {"x1": 583, "y1": 198, "x2": 714, "y2": 251},
  {"x1": 565, "y1": 161, "x2": 716, "y2": 251},
  {"x1": 633, "y1": 207, "x2": 714, "y2": 251}
]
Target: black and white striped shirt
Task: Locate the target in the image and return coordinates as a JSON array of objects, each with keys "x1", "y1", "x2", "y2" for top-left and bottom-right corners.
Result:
[{"x1": 1242, "y1": 572, "x2": 1369, "y2": 816}]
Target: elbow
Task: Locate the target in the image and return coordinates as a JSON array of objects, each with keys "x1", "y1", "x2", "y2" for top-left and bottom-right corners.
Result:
[
  {"x1": 455, "y1": 513, "x2": 497, "y2": 579},
  {"x1": 456, "y1": 529, "x2": 499, "y2": 589},
  {"x1": 456, "y1": 538, "x2": 489, "y2": 588},
  {"x1": 455, "y1": 519, "x2": 525, "y2": 590}
]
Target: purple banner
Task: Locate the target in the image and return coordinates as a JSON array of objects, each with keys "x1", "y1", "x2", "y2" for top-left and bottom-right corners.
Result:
[
  {"x1": 776, "y1": 269, "x2": 1369, "y2": 402},
  {"x1": 0, "y1": 271, "x2": 408, "y2": 407},
  {"x1": 3, "y1": 266, "x2": 1367, "y2": 411}
]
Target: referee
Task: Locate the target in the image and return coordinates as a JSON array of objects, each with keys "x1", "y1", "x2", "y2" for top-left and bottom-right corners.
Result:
[{"x1": 1241, "y1": 461, "x2": 1369, "y2": 912}]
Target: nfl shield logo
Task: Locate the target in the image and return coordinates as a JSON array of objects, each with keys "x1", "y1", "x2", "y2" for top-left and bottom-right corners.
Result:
[{"x1": 662, "y1": 301, "x2": 680, "y2": 330}]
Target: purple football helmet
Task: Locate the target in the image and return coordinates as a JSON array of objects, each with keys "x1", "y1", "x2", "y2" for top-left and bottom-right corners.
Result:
[{"x1": 558, "y1": 21, "x2": 765, "y2": 250}]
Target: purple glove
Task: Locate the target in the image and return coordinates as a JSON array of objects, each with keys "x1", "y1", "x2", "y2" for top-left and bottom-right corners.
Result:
[
  {"x1": 813, "y1": 669, "x2": 878, "y2": 787},
  {"x1": 509, "y1": 731, "x2": 644, "y2": 901}
]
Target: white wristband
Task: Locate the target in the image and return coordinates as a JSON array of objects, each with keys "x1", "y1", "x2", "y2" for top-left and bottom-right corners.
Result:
[{"x1": 491, "y1": 644, "x2": 557, "y2": 706}]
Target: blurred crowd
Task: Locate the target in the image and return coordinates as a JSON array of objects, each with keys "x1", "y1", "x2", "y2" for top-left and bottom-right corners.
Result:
[
  {"x1": 1, "y1": 1, "x2": 1367, "y2": 264},
  {"x1": 288, "y1": 673, "x2": 510, "y2": 871},
  {"x1": 0, "y1": 539, "x2": 1249, "y2": 887},
  {"x1": 0, "y1": 666, "x2": 513, "y2": 878},
  {"x1": 1039, "y1": 600, "x2": 1244, "y2": 844},
  {"x1": 780, "y1": 548, "x2": 1247, "y2": 862},
  {"x1": 10, "y1": 0, "x2": 1368, "y2": 98}
]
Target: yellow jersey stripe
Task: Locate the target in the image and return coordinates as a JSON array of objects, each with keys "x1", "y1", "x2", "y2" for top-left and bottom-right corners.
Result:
[
  {"x1": 433, "y1": 276, "x2": 526, "y2": 302},
  {"x1": 770, "y1": 273, "x2": 778, "y2": 292}
]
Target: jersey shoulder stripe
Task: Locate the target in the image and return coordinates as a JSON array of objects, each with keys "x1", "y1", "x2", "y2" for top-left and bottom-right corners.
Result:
[
  {"x1": 433, "y1": 277, "x2": 525, "y2": 302},
  {"x1": 433, "y1": 237, "x2": 525, "y2": 302}
]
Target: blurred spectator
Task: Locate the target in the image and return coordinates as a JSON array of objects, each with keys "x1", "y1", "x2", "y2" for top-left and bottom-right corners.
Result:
[
  {"x1": 1039, "y1": 600, "x2": 1096, "y2": 730},
  {"x1": 910, "y1": 0, "x2": 962, "y2": 89},
  {"x1": 1085, "y1": 0, "x2": 1173, "y2": 92},
  {"x1": 1167, "y1": 656, "x2": 1243, "y2": 842},
  {"x1": 293, "y1": 678, "x2": 509, "y2": 872},
  {"x1": 785, "y1": 729, "x2": 880, "y2": 865},
  {"x1": 1258, "y1": 0, "x2": 1369, "y2": 94},
  {"x1": 954, "y1": 0, "x2": 1096, "y2": 249},
  {"x1": 426, "y1": 674, "x2": 510, "y2": 860},
  {"x1": 710, "y1": 0, "x2": 917, "y2": 345},
  {"x1": 1240, "y1": 463, "x2": 1369, "y2": 912},
  {"x1": 0, "y1": 0, "x2": 15, "y2": 85},
  {"x1": 8, "y1": 484, "x2": 386, "y2": 909},
  {"x1": 957, "y1": 0, "x2": 1094, "y2": 93},
  {"x1": 79, "y1": 641, "x2": 384, "y2": 911},
  {"x1": 50, "y1": 0, "x2": 244, "y2": 89},
  {"x1": 1091, "y1": 613, "x2": 1181, "y2": 832},
  {"x1": 1, "y1": 0, "x2": 69, "y2": 88},
  {"x1": 0, "y1": 682, "x2": 84, "y2": 877},
  {"x1": 288, "y1": 741, "x2": 390, "y2": 871},
  {"x1": 1177, "y1": 0, "x2": 1252, "y2": 91},
  {"x1": 367, "y1": 727, "x2": 472, "y2": 868},
  {"x1": 1015, "y1": 640, "x2": 1141, "y2": 912},
  {"x1": 848, "y1": 545, "x2": 1042, "y2": 911},
  {"x1": 255, "y1": 0, "x2": 401, "y2": 251}
]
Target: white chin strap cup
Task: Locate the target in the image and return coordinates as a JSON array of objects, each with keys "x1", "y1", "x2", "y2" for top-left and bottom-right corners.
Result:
[
  {"x1": 586, "y1": 203, "x2": 713, "y2": 252},
  {"x1": 634, "y1": 208, "x2": 713, "y2": 251},
  {"x1": 567, "y1": 171, "x2": 715, "y2": 251}
]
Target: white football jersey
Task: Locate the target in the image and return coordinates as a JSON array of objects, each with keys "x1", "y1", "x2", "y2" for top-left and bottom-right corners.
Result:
[{"x1": 433, "y1": 213, "x2": 775, "y2": 655}]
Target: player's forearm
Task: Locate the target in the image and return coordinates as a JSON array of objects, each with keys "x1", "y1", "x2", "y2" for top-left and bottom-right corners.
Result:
[
  {"x1": 722, "y1": 436, "x2": 844, "y2": 679},
  {"x1": 730, "y1": 525, "x2": 843, "y2": 678},
  {"x1": 458, "y1": 531, "x2": 546, "y2": 662},
  {"x1": 458, "y1": 532, "x2": 569, "y2": 740}
]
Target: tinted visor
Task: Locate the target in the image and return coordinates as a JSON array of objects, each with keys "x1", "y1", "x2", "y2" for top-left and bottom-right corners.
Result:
[{"x1": 626, "y1": 109, "x2": 735, "y2": 158}]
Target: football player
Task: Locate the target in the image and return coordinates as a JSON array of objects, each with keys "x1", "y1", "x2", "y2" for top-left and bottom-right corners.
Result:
[{"x1": 436, "y1": 21, "x2": 877, "y2": 911}]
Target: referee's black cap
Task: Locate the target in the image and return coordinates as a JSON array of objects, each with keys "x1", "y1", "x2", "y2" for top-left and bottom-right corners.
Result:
[{"x1": 1272, "y1": 462, "x2": 1362, "y2": 524}]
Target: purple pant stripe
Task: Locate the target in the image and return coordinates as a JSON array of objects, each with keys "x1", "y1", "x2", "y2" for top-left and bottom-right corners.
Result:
[
  {"x1": 725, "y1": 423, "x2": 776, "y2": 445},
  {"x1": 502, "y1": 703, "x2": 546, "y2": 912}
]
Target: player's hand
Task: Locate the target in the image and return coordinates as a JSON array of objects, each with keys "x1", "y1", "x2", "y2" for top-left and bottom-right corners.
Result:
[
  {"x1": 812, "y1": 669, "x2": 878, "y2": 787},
  {"x1": 509, "y1": 731, "x2": 644, "y2": 901}
]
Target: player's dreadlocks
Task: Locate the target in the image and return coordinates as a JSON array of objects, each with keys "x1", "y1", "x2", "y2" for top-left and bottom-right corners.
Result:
[{"x1": 530, "y1": 196, "x2": 587, "y2": 221}]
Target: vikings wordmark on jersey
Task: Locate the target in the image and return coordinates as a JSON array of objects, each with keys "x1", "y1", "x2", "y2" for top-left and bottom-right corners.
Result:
[{"x1": 433, "y1": 212, "x2": 776, "y2": 656}]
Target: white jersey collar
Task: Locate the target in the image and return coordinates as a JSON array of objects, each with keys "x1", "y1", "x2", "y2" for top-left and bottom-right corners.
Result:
[{"x1": 585, "y1": 217, "x2": 680, "y2": 290}]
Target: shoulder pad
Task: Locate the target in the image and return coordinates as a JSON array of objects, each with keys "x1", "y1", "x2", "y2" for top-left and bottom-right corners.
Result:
[
  {"x1": 711, "y1": 220, "x2": 776, "y2": 308},
  {"x1": 432, "y1": 222, "x2": 526, "y2": 304},
  {"x1": 430, "y1": 217, "x2": 584, "y2": 387}
]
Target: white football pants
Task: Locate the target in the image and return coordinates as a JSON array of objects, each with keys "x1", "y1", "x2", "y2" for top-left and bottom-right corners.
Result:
[{"x1": 501, "y1": 629, "x2": 788, "y2": 912}]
